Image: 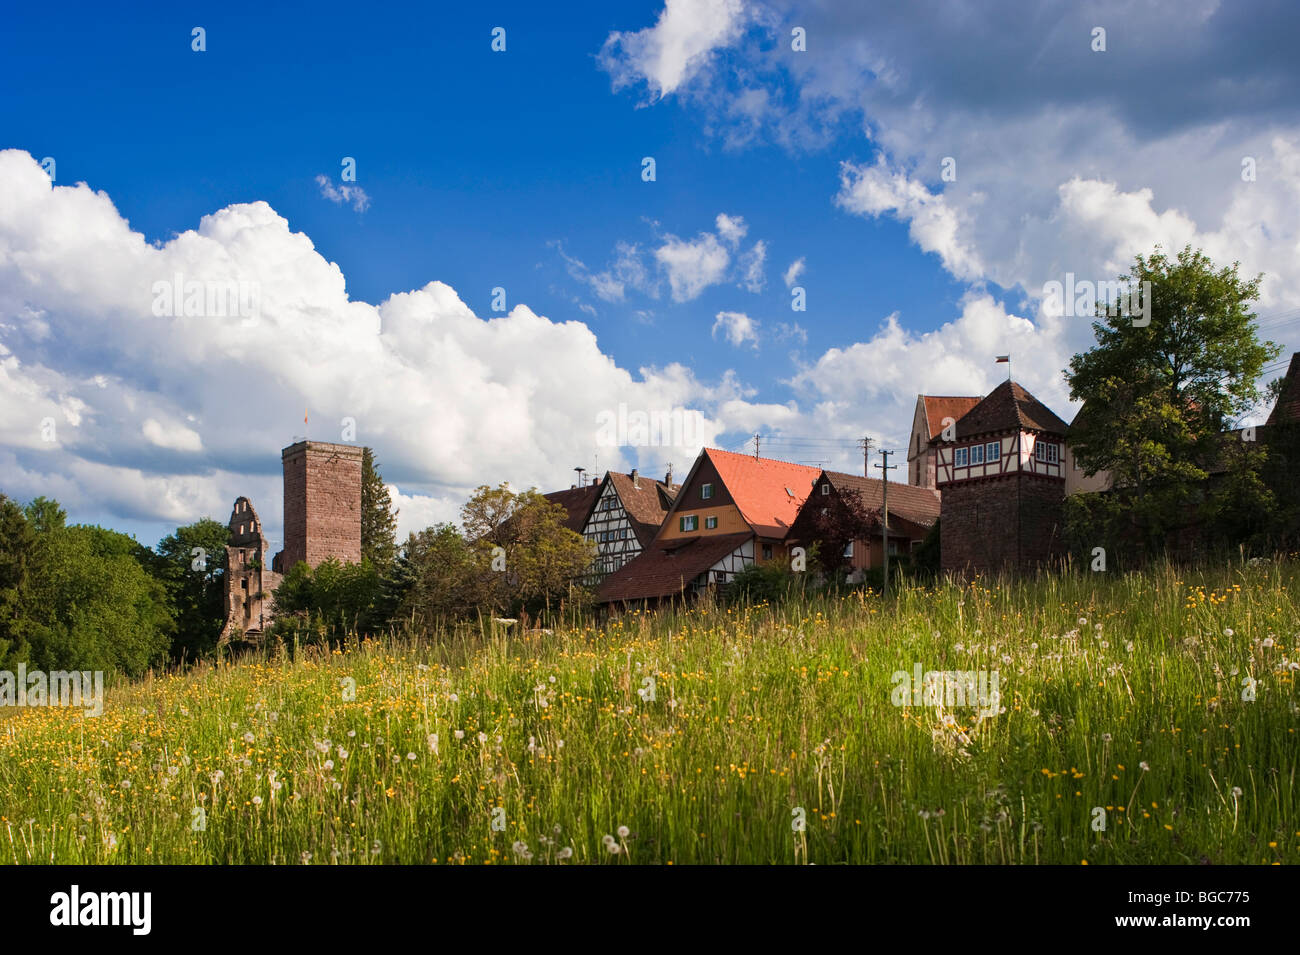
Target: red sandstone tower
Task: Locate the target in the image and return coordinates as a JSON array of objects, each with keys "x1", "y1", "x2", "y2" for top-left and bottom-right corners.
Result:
[{"x1": 272, "y1": 440, "x2": 364, "y2": 573}]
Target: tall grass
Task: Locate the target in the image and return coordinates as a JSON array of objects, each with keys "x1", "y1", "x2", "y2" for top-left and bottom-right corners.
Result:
[{"x1": 1, "y1": 559, "x2": 1296, "y2": 864}]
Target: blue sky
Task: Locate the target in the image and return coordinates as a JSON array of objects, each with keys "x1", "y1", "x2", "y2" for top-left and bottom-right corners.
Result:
[{"x1": 2, "y1": 0, "x2": 1298, "y2": 551}]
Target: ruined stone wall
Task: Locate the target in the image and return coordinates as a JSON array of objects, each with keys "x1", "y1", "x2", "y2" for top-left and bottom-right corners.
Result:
[{"x1": 220, "y1": 497, "x2": 283, "y2": 642}]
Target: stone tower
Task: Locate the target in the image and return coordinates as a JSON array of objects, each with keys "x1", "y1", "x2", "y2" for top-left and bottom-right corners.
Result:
[{"x1": 272, "y1": 440, "x2": 364, "y2": 574}]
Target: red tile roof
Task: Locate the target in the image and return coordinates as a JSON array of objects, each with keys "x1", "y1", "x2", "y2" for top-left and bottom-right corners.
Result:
[
  {"x1": 955, "y1": 380, "x2": 1069, "y2": 438},
  {"x1": 702, "y1": 448, "x2": 822, "y2": 538},
  {"x1": 821, "y1": 471, "x2": 941, "y2": 527},
  {"x1": 542, "y1": 484, "x2": 601, "y2": 533},
  {"x1": 921, "y1": 396, "x2": 982, "y2": 439},
  {"x1": 1266, "y1": 352, "x2": 1300, "y2": 426},
  {"x1": 597, "y1": 532, "x2": 752, "y2": 603}
]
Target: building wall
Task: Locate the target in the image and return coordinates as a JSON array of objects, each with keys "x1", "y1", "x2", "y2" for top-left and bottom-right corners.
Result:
[
  {"x1": 940, "y1": 474, "x2": 1064, "y2": 574},
  {"x1": 1064, "y1": 445, "x2": 1113, "y2": 494},
  {"x1": 582, "y1": 480, "x2": 642, "y2": 582},
  {"x1": 657, "y1": 503, "x2": 749, "y2": 540},
  {"x1": 276, "y1": 441, "x2": 363, "y2": 572}
]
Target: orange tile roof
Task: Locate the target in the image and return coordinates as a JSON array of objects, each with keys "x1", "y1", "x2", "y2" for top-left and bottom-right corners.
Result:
[
  {"x1": 704, "y1": 448, "x2": 822, "y2": 538},
  {"x1": 921, "y1": 396, "x2": 982, "y2": 439}
]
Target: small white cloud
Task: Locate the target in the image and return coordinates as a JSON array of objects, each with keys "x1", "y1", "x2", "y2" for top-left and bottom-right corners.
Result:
[
  {"x1": 598, "y1": 0, "x2": 747, "y2": 101},
  {"x1": 712, "y1": 310, "x2": 760, "y2": 349},
  {"x1": 315, "y1": 174, "x2": 371, "y2": 213},
  {"x1": 783, "y1": 257, "x2": 806, "y2": 288},
  {"x1": 715, "y1": 213, "x2": 748, "y2": 247},
  {"x1": 656, "y1": 231, "x2": 731, "y2": 302},
  {"x1": 142, "y1": 418, "x2": 203, "y2": 452},
  {"x1": 774, "y1": 322, "x2": 807, "y2": 345},
  {"x1": 738, "y1": 240, "x2": 766, "y2": 292}
]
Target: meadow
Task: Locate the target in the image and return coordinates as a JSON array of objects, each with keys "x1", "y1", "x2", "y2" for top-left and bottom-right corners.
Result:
[{"x1": 1, "y1": 559, "x2": 1296, "y2": 865}]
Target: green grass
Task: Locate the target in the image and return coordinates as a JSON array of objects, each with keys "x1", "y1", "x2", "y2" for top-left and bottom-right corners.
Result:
[{"x1": 2, "y1": 559, "x2": 1297, "y2": 864}]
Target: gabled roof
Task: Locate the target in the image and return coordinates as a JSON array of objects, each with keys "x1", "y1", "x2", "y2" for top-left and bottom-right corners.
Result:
[
  {"x1": 606, "y1": 471, "x2": 677, "y2": 546},
  {"x1": 1266, "y1": 352, "x2": 1300, "y2": 426},
  {"x1": 701, "y1": 448, "x2": 822, "y2": 538},
  {"x1": 955, "y1": 380, "x2": 1069, "y2": 438},
  {"x1": 597, "y1": 532, "x2": 752, "y2": 603},
  {"x1": 920, "y1": 396, "x2": 982, "y2": 440},
  {"x1": 542, "y1": 483, "x2": 601, "y2": 533},
  {"x1": 821, "y1": 471, "x2": 941, "y2": 527}
]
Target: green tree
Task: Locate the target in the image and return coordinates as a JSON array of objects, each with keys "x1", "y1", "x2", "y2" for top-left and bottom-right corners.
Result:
[
  {"x1": 1065, "y1": 246, "x2": 1280, "y2": 555},
  {"x1": 2, "y1": 504, "x2": 173, "y2": 675},
  {"x1": 398, "y1": 525, "x2": 498, "y2": 627},
  {"x1": 361, "y1": 447, "x2": 398, "y2": 571},
  {"x1": 270, "y1": 558, "x2": 384, "y2": 644},
  {"x1": 460, "y1": 484, "x2": 595, "y2": 619},
  {"x1": 148, "y1": 518, "x2": 231, "y2": 661}
]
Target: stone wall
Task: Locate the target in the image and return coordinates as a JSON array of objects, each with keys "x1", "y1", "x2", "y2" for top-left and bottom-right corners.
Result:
[{"x1": 941, "y1": 474, "x2": 1064, "y2": 575}]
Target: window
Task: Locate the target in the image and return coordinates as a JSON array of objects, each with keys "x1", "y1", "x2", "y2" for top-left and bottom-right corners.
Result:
[
  {"x1": 701, "y1": 483, "x2": 714, "y2": 500},
  {"x1": 986, "y1": 442, "x2": 1000, "y2": 462},
  {"x1": 954, "y1": 447, "x2": 969, "y2": 467},
  {"x1": 705, "y1": 516, "x2": 718, "y2": 529},
  {"x1": 970, "y1": 444, "x2": 984, "y2": 465},
  {"x1": 680, "y1": 515, "x2": 698, "y2": 532},
  {"x1": 762, "y1": 544, "x2": 773, "y2": 560},
  {"x1": 1035, "y1": 441, "x2": 1059, "y2": 464},
  {"x1": 888, "y1": 541, "x2": 899, "y2": 556},
  {"x1": 821, "y1": 484, "x2": 830, "y2": 496},
  {"x1": 843, "y1": 541, "x2": 854, "y2": 558}
]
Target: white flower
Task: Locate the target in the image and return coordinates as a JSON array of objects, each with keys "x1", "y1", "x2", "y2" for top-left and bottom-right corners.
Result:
[
  {"x1": 1224, "y1": 628, "x2": 1236, "y2": 637},
  {"x1": 337, "y1": 747, "x2": 349, "y2": 760},
  {"x1": 1078, "y1": 617, "x2": 1088, "y2": 626},
  {"x1": 557, "y1": 847, "x2": 573, "y2": 860},
  {"x1": 454, "y1": 730, "x2": 465, "y2": 740},
  {"x1": 449, "y1": 693, "x2": 459, "y2": 703},
  {"x1": 602, "y1": 834, "x2": 616, "y2": 847},
  {"x1": 407, "y1": 752, "x2": 417, "y2": 761},
  {"x1": 120, "y1": 780, "x2": 131, "y2": 790},
  {"x1": 1261, "y1": 637, "x2": 1274, "y2": 648},
  {"x1": 606, "y1": 842, "x2": 621, "y2": 855},
  {"x1": 1139, "y1": 761, "x2": 1150, "y2": 771},
  {"x1": 477, "y1": 732, "x2": 488, "y2": 743},
  {"x1": 1102, "y1": 733, "x2": 1112, "y2": 743},
  {"x1": 1231, "y1": 786, "x2": 1243, "y2": 798},
  {"x1": 347, "y1": 730, "x2": 356, "y2": 737},
  {"x1": 252, "y1": 795, "x2": 263, "y2": 806},
  {"x1": 427, "y1": 734, "x2": 439, "y2": 754},
  {"x1": 617, "y1": 825, "x2": 630, "y2": 839},
  {"x1": 324, "y1": 760, "x2": 334, "y2": 771},
  {"x1": 211, "y1": 770, "x2": 225, "y2": 786},
  {"x1": 243, "y1": 732, "x2": 255, "y2": 744}
]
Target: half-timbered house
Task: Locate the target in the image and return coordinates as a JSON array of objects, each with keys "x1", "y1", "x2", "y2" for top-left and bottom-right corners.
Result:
[
  {"x1": 597, "y1": 449, "x2": 821, "y2": 607},
  {"x1": 907, "y1": 395, "x2": 982, "y2": 489},
  {"x1": 935, "y1": 380, "x2": 1070, "y2": 574},
  {"x1": 580, "y1": 469, "x2": 678, "y2": 584}
]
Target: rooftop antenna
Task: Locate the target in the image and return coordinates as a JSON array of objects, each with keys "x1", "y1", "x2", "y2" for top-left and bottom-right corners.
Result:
[{"x1": 574, "y1": 466, "x2": 586, "y2": 487}]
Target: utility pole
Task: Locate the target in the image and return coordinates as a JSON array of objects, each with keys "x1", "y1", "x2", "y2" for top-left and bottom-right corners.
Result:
[
  {"x1": 754, "y1": 433, "x2": 760, "y2": 459},
  {"x1": 874, "y1": 449, "x2": 897, "y2": 597},
  {"x1": 858, "y1": 436, "x2": 873, "y2": 477}
]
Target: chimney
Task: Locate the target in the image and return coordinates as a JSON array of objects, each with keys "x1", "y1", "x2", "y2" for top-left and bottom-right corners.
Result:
[
  {"x1": 631, "y1": 468, "x2": 639, "y2": 488},
  {"x1": 665, "y1": 463, "x2": 673, "y2": 486}
]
